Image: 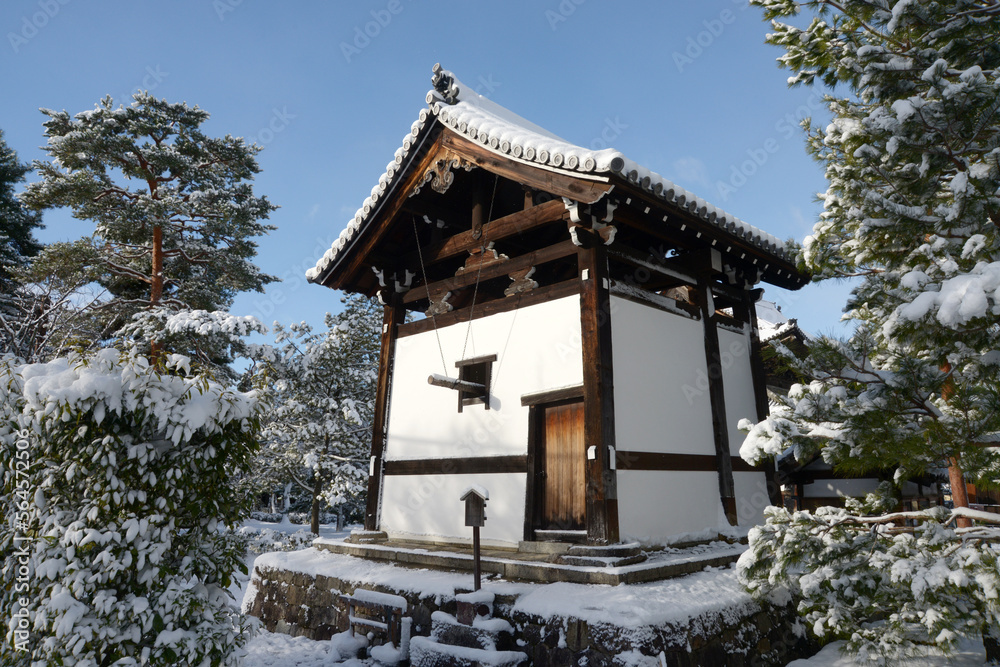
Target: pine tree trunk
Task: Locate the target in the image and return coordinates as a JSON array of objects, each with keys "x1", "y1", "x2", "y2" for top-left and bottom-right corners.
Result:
[
  {"x1": 149, "y1": 224, "x2": 164, "y2": 363},
  {"x1": 311, "y1": 476, "x2": 321, "y2": 535},
  {"x1": 336, "y1": 506, "x2": 344, "y2": 532},
  {"x1": 942, "y1": 363, "x2": 973, "y2": 528},
  {"x1": 949, "y1": 456, "x2": 973, "y2": 528},
  {"x1": 985, "y1": 627, "x2": 1000, "y2": 665}
]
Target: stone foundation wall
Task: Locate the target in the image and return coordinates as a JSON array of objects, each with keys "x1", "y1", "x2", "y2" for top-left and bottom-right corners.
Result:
[
  {"x1": 509, "y1": 605, "x2": 815, "y2": 666},
  {"x1": 246, "y1": 564, "x2": 816, "y2": 666},
  {"x1": 245, "y1": 564, "x2": 455, "y2": 640}
]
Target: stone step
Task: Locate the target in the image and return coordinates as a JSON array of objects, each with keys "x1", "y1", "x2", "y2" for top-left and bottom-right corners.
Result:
[
  {"x1": 566, "y1": 542, "x2": 643, "y2": 559},
  {"x1": 314, "y1": 537, "x2": 745, "y2": 585},
  {"x1": 556, "y1": 552, "x2": 648, "y2": 568},
  {"x1": 431, "y1": 611, "x2": 516, "y2": 652},
  {"x1": 409, "y1": 636, "x2": 527, "y2": 667}
]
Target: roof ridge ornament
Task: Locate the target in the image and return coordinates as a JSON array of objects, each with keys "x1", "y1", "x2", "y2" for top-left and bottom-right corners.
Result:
[{"x1": 431, "y1": 63, "x2": 460, "y2": 104}]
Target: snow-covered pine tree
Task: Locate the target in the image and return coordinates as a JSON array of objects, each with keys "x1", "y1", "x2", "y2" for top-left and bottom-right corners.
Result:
[
  {"x1": 19, "y1": 92, "x2": 277, "y2": 367},
  {"x1": 0, "y1": 130, "x2": 42, "y2": 298},
  {"x1": 738, "y1": 0, "x2": 1000, "y2": 662},
  {"x1": 0, "y1": 350, "x2": 265, "y2": 666},
  {"x1": 250, "y1": 295, "x2": 381, "y2": 534},
  {"x1": 0, "y1": 130, "x2": 47, "y2": 359}
]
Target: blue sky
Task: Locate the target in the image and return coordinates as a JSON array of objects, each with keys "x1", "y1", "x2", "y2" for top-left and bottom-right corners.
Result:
[{"x1": 2, "y1": 0, "x2": 854, "y2": 336}]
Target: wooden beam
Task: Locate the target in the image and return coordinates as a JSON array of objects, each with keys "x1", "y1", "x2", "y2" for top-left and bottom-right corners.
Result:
[
  {"x1": 521, "y1": 384, "x2": 585, "y2": 407},
  {"x1": 402, "y1": 239, "x2": 578, "y2": 305},
  {"x1": 397, "y1": 278, "x2": 580, "y2": 338},
  {"x1": 412, "y1": 199, "x2": 567, "y2": 266},
  {"x1": 383, "y1": 455, "x2": 528, "y2": 476},
  {"x1": 607, "y1": 243, "x2": 700, "y2": 287},
  {"x1": 579, "y1": 244, "x2": 620, "y2": 545},
  {"x1": 440, "y1": 131, "x2": 613, "y2": 204},
  {"x1": 698, "y1": 279, "x2": 739, "y2": 526},
  {"x1": 610, "y1": 185, "x2": 807, "y2": 289},
  {"x1": 365, "y1": 294, "x2": 405, "y2": 531},
  {"x1": 615, "y1": 451, "x2": 761, "y2": 473}
]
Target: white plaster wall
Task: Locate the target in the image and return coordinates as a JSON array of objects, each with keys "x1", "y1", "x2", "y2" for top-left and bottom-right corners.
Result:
[
  {"x1": 804, "y1": 478, "x2": 883, "y2": 499},
  {"x1": 617, "y1": 471, "x2": 726, "y2": 544},
  {"x1": 734, "y1": 471, "x2": 770, "y2": 528},
  {"x1": 718, "y1": 328, "x2": 758, "y2": 459},
  {"x1": 381, "y1": 296, "x2": 582, "y2": 544},
  {"x1": 380, "y1": 472, "x2": 525, "y2": 545},
  {"x1": 610, "y1": 296, "x2": 715, "y2": 456},
  {"x1": 719, "y1": 328, "x2": 772, "y2": 528},
  {"x1": 387, "y1": 295, "x2": 583, "y2": 461}
]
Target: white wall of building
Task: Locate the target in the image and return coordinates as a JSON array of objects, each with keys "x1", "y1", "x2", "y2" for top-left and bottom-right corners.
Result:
[
  {"x1": 718, "y1": 326, "x2": 772, "y2": 527},
  {"x1": 617, "y1": 471, "x2": 726, "y2": 544},
  {"x1": 718, "y1": 327, "x2": 758, "y2": 459},
  {"x1": 380, "y1": 295, "x2": 583, "y2": 544},
  {"x1": 611, "y1": 296, "x2": 735, "y2": 542},
  {"x1": 380, "y1": 472, "x2": 526, "y2": 546},
  {"x1": 610, "y1": 296, "x2": 715, "y2": 456}
]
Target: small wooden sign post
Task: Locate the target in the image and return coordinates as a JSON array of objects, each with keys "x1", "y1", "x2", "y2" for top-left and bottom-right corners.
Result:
[{"x1": 460, "y1": 485, "x2": 489, "y2": 591}]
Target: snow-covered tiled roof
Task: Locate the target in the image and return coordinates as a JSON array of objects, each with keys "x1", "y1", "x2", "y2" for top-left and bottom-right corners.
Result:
[
  {"x1": 308, "y1": 65, "x2": 792, "y2": 285},
  {"x1": 755, "y1": 300, "x2": 809, "y2": 344}
]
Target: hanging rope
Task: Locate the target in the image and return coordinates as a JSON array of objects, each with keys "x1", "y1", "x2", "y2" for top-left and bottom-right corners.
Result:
[
  {"x1": 412, "y1": 215, "x2": 448, "y2": 374},
  {"x1": 460, "y1": 173, "x2": 499, "y2": 362},
  {"x1": 491, "y1": 305, "x2": 519, "y2": 393}
]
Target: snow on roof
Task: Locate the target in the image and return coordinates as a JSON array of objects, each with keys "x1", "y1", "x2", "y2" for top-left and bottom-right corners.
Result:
[
  {"x1": 307, "y1": 64, "x2": 791, "y2": 284},
  {"x1": 755, "y1": 299, "x2": 809, "y2": 344},
  {"x1": 460, "y1": 483, "x2": 489, "y2": 501}
]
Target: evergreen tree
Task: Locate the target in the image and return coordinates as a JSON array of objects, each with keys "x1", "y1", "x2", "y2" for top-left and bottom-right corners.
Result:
[
  {"x1": 0, "y1": 129, "x2": 43, "y2": 297},
  {"x1": 0, "y1": 350, "x2": 265, "y2": 666},
  {"x1": 0, "y1": 129, "x2": 48, "y2": 358},
  {"x1": 250, "y1": 295, "x2": 381, "y2": 534},
  {"x1": 20, "y1": 92, "x2": 277, "y2": 362},
  {"x1": 738, "y1": 1, "x2": 1000, "y2": 662}
]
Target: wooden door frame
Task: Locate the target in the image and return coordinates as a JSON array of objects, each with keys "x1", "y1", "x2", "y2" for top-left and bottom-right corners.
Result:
[{"x1": 523, "y1": 390, "x2": 586, "y2": 542}]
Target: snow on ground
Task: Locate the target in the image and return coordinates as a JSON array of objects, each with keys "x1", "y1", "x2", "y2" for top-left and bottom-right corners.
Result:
[
  {"x1": 233, "y1": 519, "x2": 991, "y2": 666},
  {"x1": 787, "y1": 638, "x2": 986, "y2": 666}
]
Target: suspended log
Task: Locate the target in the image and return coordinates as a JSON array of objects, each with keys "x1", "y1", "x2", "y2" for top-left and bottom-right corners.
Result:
[{"x1": 428, "y1": 374, "x2": 486, "y2": 394}]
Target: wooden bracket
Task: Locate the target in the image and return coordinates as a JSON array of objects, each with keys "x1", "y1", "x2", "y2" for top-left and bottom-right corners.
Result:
[
  {"x1": 457, "y1": 242, "x2": 508, "y2": 275},
  {"x1": 412, "y1": 151, "x2": 475, "y2": 197},
  {"x1": 504, "y1": 266, "x2": 538, "y2": 296},
  {"x1": 425, "y1": 291, "x2": 454, "y2": 317}
]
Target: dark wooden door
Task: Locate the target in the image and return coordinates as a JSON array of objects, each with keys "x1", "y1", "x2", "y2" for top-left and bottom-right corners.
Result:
[{"x1": 540, "y1": 400, "x2": 585, "y2": 531}]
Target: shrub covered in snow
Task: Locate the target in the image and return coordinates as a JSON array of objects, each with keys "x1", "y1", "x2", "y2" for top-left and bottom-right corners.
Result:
[
  {"x1": 235, "y1": 526, "x2": 316, "y2": 555},
  {"x1": 739, "y1": 504, "x2": 1000, "y2": 663},
  {"x1": 0, "y1": 349, "x2": 264, "y2": 666}
]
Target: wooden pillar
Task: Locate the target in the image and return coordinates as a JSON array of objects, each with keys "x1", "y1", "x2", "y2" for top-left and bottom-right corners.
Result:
[
  {"x1": 736, "y1": 288, "x2": 784, "y2": 508},
  {"x1": 698, "y1": 279, "x2": 738, "y2": 526},
  {"x1": 578, "y1": 242, "x2": 620, "y2": 545},
  {"x1": 365, "y1": 291, "x2": 405, "y2": 532}
]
